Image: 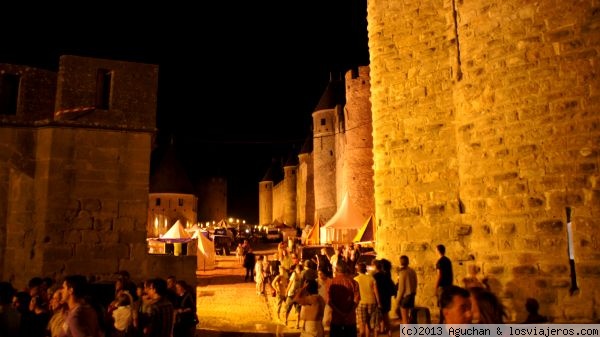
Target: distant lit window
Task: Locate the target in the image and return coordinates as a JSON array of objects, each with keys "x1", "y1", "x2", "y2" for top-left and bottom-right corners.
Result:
[
  {"x1": 95, "y1": 69, "x2": 112, "y2": 110},
  {"x1": 155, "y1": 198, "x2": 161, "y2": 206},
  {"x1": 178, "y1": 199, "x2": 184, "y2": 206},
  {"x1": 0, "y1": 73, "x2": 20, "y2": 115},
  {"x1": 320, "y1": 118, "x2": 326, "y2": 126}
]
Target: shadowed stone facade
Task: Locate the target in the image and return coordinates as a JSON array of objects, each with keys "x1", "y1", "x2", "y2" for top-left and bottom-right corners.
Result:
[
  {"x1": 0, "y1": 55, "x2": 196, "y2": 288},
  {"x1": 368, "y1": 0, "x2": 599, "y2": 322}
]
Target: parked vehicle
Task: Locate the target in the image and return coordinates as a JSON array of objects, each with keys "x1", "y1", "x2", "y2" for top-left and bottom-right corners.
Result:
[
  {"x1": 265, "y1": 228, "x2": 282, "y2": 242},
  {"x1": 211, "y1": 227, "x2": 235, "y2": 255}
]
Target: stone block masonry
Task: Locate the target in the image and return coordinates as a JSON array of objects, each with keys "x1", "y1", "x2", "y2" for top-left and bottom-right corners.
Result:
[{"x1": 368, "y1": 0, "x2": 599, "y2": 322}]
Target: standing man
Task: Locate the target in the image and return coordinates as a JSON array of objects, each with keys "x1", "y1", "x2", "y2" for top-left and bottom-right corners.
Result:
[
  {"x1": 327, "y1": 260, "x2": 360, "y2": 337},
  {"x1": 434, "y1": 244, "x2": 453, "y2": 323},
  {"x1": 396, "y1": 255, "x2": 418, "y2": 325},
  {"x1": 61, "y1": 274, "x2": 103, "y2": 337},
  {"x1": 354, "y1": 262, "x2": 379, "y2": 337},
  {"x1": 244, "y1": 248, "x2": 256, "y2": 282},
  {"x1": 144, "y1": 278, "x2": 175, "y2": 337}
]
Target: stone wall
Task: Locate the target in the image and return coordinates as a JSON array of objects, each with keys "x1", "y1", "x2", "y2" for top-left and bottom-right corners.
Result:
[
  {"x1": 0, "y1": 64, "x2": 56, "y2": 122},
  {"x1": 344, "y1": 66, "x2": 375, "y2": 220},
  {"x1": 313, "y1": 108, "x2": 338, "y2": 222},
  {"x1": 368, "y1": 0, "x2": 600, "y2": 322},
  {"x1": 296, "y1": 152, "x2": 314, "y2": 228},
  {"x1": 258, "y1": 181, "x2": 273, "y2": 226},
  {"x1": 283, "y1": 165, "x2": 297, "y2": 226},
  {"x1": 55, "y1": 55, "x2": 158, "y2": 129},
  {"x1": 0, "y1": 55, "x2": 178, "y2": 288}
]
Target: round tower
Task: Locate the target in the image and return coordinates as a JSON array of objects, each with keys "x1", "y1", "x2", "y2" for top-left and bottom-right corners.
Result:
[
  {"x1": 312, "y1": 78, "x2": 344, "y2": 222},
  {"x1": 258, "y1": 168, "x2": 274, "y2": 226},
  {"x1": 296, "y1": 135, "x2": 314, "y2": 228},
  {"x1": 283, "y1": 153, "x2": 298, "y2": 226},
  {"x1": 343, "y1": 66, "x2": 374, "y2": 220}
]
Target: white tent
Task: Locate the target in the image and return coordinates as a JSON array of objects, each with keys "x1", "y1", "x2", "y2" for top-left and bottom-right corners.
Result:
[
  {"x1": 159, "y1": 220, "x2": 192, "y2": 242},
  {"x1": 197, "y1": 232, "x2": 216, "y2": 271},
  {"x1": 321, "y1": 193, "x2": 364, "y2": 244}
]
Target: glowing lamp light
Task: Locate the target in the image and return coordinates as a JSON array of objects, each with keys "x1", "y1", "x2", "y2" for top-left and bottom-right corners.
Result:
[{"x1": 228, "y1": 217, "x2": 233, "y2": 223}]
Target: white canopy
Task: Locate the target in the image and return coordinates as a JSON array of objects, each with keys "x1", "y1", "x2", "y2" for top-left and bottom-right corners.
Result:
[
  {"x1": 197, "y1": 232, "x2": 216, "y2": 270},
  {"x1": 159, "y1": 220, "x2": 192, "y2": 242},
  {"x1": 321, "y1": 193, "x2": 363, "y2": 244}
]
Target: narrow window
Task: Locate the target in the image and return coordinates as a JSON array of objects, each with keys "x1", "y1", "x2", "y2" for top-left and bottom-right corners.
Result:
[
  {"x1": 0, "y1": 74, "x2": 20, "y2": 115},
  {"x1": 95, "y1": 69, "x2": 112, "y2": 109},
  {"x1": 320, "y1": 118, "x2": 326, "y2": 126},
  {"x1": 155, "y1": 198, "x2": 161, "y2": 206},
  {"x1": 178, "y1": 199, "x2": 184, "y2": 206}
]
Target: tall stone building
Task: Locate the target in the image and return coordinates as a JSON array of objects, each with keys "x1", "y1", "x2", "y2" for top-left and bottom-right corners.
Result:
[
  {"x1": 368, "y1": 0, "x2": 599, "y2": 322},
  {"x1": 0, "y1": 55, "x2": 196, "y2": 287},
  {"x1": 259, "y1": 67, "x2": 375, "y2": 230}
]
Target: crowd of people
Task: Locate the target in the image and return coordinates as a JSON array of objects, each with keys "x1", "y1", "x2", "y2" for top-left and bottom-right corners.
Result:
[
  {"x1": 1, "y1": 241, "x2": 550, "y2": 337},
  {"x1": 0, "y1": 272, "x2": 198, "y2": 337},
  {"x1": 236, "y1": 240, "x2": 548, "y2": 337}
]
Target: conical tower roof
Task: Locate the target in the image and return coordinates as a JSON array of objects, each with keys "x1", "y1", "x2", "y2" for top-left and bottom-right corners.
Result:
[
  {"x1": 261, "y1": 158, "x2": 283, "y2": 183},
  {"x1": 314, "y1": 75, "x2": 345, "y2": 111},
  {"x1": 299, "y1": 134, "x2": 313, "y2": 154},
  {"x1": 149, "y1": 141, "x2": 195, "y2": 194},
  {"x1": 284, "y1": 150, "x2": 298, "y2": 167}
]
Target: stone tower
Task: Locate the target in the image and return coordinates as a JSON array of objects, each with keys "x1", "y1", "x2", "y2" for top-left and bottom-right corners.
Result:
[
  {"x1": 343, "y1": 66, "x2": 374, "y2": 221},
  {"x1": 258, "y1": 166, "x2": 274, "y2": 226},
  {"x1": 368, "y1": 0, "x2": 600, "y2": 322},
  {"x1": 283, "y1": 153, "x2": 298, "y2": 227},
  {"x1": 312, "y1": 78, "x2": 345, "y2": 222},
  {"x1": 296, "y1": 136, "x2": 314, "y2": 228},
  {"x1": 0, "y1": 55, "x2": 158, "y2": 285}
]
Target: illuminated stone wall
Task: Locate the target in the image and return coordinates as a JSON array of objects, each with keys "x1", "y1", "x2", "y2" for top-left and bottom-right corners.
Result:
[
  {"x1": 343, "y1": 66, "x2": 375, "y2": 220},
  {"x1": 312, "y1": 108, "x2": 338, "y2": 222},
  {"x1": 148, "y1": 193, "x2": 198, "y2": 237},
  {"x1": 283, "y1": 165, "x2": 297, "y2": 226},
  {"x1": 272, "y1": 179, "x2": 285, "y2": 224},
  {"x1": 258, "y1": 180, "x2": 273, "y2": 226},
  {"x1": 0, "y1": 55, "x2": 166, "y2": 287},
  {"x1": 296, "y1": 152, "x2": 314, "y2": 228},
  {"x1": 368, "y1": 0, "x2": 600, "y2": 322}
]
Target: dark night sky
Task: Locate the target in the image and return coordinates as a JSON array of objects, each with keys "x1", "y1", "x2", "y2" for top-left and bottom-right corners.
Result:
[{"x1": 1, "y1": 2, "x2": 369, "y2": 223}]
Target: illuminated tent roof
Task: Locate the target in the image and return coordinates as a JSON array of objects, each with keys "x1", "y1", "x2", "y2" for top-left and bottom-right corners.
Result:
[
  {"x1": 197, "y1": 232, "x2": 216, "y2": 270},
  {"x1": 353, "y1": 215, "x2": 375, "y2": 243},
  {"x1": 159, "y1": 220, "x2": 192, "y2": 242},
  {"x1": 305, "y1": 218, "x2": 323, "y2": 245},
  {"x1": 323, "y1": 193, "x2": 364, "y2": 229}
]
